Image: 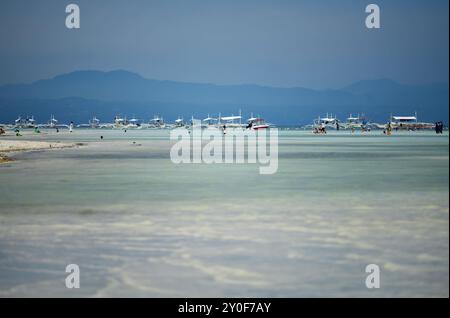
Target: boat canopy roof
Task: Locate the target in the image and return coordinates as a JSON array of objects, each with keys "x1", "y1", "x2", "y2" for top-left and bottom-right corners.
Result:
[
  {"x1": 203, "y1": 117, "x2": 217, "y2": 121},
  {"x1": 392, "y1": 116, "x2": 417, "y2": 121},
  {"x1": 221, "y1": 116, "x2": 241, "y2": 121},
  {"x1": 175, "y1": 118, "x2": 184, "y2": 123}
]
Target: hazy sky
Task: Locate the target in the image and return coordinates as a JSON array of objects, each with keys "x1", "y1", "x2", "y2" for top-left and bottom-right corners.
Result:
[{"x1": 0, "y1": 0, "x2": 448, "y2": 88}]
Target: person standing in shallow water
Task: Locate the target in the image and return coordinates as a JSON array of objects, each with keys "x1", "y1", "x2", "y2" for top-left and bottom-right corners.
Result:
[
  {"x1": 386, "y1": 122, "x2": 392, "y2": 135},
  {"x1": 436, "y1": 121, "x2": 444, "y2": 134}
]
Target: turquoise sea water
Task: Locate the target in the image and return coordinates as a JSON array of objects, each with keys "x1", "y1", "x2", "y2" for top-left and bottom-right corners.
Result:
[{"x1": 0, "y1": 129, "x2": 448, "y2": 297}]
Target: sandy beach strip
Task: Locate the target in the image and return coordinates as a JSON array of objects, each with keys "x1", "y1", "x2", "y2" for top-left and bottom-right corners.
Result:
[{"x1": 0, "y1": 140, "x2": 77, "y2": 163}]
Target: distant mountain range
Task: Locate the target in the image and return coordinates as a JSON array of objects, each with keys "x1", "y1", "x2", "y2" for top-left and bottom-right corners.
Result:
[{"x1": 0, "y1": 70, "x2": 448, "y2": 125}]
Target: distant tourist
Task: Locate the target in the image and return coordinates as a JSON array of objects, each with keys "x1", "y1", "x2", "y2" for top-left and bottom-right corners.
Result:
[
  {"x1": 435, "y1": 121, "x2": 444, "y2": 134},
  {"x1": 313, "y1": 124, "x2": 327, "y2": 134},
  {"x1": 386, "y1": 122, "x2": 392, "y2": 136}
]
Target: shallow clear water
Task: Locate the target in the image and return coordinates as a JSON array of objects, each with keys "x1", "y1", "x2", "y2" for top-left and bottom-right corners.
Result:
[{"x1": 0, "y1": 129, "x2": 448, "y2": 297}]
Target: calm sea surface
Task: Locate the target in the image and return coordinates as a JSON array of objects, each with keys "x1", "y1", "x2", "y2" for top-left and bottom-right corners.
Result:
[{"x1": 0, "y1": 129, "x2": 448, "y2": 297}]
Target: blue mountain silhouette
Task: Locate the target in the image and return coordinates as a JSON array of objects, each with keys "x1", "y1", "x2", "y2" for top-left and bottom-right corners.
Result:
[{"x1": 0, "y1": 70, "x2": 447, "y2": 125}]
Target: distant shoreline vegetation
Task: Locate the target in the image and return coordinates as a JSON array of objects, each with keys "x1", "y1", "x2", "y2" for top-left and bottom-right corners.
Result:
[{"x1": 0, "y1": 70, "x2": 448, "y2": 126}]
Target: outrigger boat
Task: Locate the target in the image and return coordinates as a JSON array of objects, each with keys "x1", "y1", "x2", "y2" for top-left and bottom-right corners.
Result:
[
  {"x1": 313, "y1": 113, "x2": 340, "y2": 130},
  {"x1": 113, "y1": 115, "x2": 128, "y2": 129},
  {"x1": 218, "y1": 115, "x2": 243, "y2": 130},
  {"x1": 187, "y1": 110, "x2": 271, "y2": 131},
  {"x1": 373, "y1": 113, "x2": 435, "y2": 130},
  {"x1": 38, "y1": 115, "x2": 69, "y2": 129},
  {"x1": 148, "y1": 115, "x2": 166, "y2": 129},
  {"x1": 89, "y1": 116, "x2": 100, "y2": 128},
  {"x1": 110, "y1": 115, "x2": 143, "y2": 129},
  {"x1": 218, "y1": 110, "x2": 245, "y2": 130},
  {"x1": 389, "y1": 113, "x2": 434, "y2": 130},
  {"x1": 48, "y1": 114, "x2": 59, "y2": 128},
  {"x1": 127, "y1": 115, "x2": 142, "y2": 129},
  {"x1": 174, "y1": 117, "x2": 185, "y2": 128},
  {"x1": 77, "y1": 116, "x2": 101, "y2": 128},
  {"x1": 14, "y1": 115, "x2": 37, "y2": 129},
  {"x1": 202, "y1": 115, "x2": 218, "y2": 129},
  {"x1": 341, "y1": 114, "x2": 370, "y2": 130},
  {"x1": 187, "y1": 116, "x2": 203, "y2": 129}
]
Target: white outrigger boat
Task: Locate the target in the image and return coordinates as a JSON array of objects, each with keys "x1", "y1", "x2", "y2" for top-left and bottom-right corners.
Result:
[
  {"x1": 186, "y1": 110, "x2": 271, "y2": 131},
  {"x1": 77, "y1": 116, "x2": 101, "y2": 128},
  {"x1": 390, "y1": 114, "x2": 434, "y2": 130},
  {"x1": 174, "y1": 117, "x2": 185, "y2": 128},
  {"x1": 148, "y1": 115, "x2": 166, "y2": 129},
  {"x1": 216, "y1": 109, "x2": 250, "y2": 130},
  {"x1": 373, "y1": 113, "x2": 435, "y2": 130},
  {"x1": 127, "y1": 116, "x2": 142, "y2": 129},
  {"x1": 14, "y1": 115, "x2": 37, "y2": 129},
  {"x1": 341, "y1": 114, "x2": 370, "y2": 131},
  {"x1": 313, "y1": 113, "x2": 340, "y2": 130},
  {"x1": 89, "y1": 116, "x2": 100, "y2": 128},
  {"x1": 47, "y1": 114, "x2": 59, "y2": 128},
  {"x1": 202, "y1": 115, "x2": 218, "y2": 129},
  {"x1": 112, "y1": 115, "x2": 128, "y2": 129},
  {"x1": 38, "y1": 115, "x2": 70, "y2": 129},
  {"x1": 218, "y1": 115, "x2": 243, "y2": 130},
  {"x1": 110, "y1": 115, "x2": 143, "y2": 129}
]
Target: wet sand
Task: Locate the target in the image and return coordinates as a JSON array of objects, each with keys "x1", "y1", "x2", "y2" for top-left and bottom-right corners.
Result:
[{"x1": 0, "y1": 139, "x2": 77, "y2": 163}]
